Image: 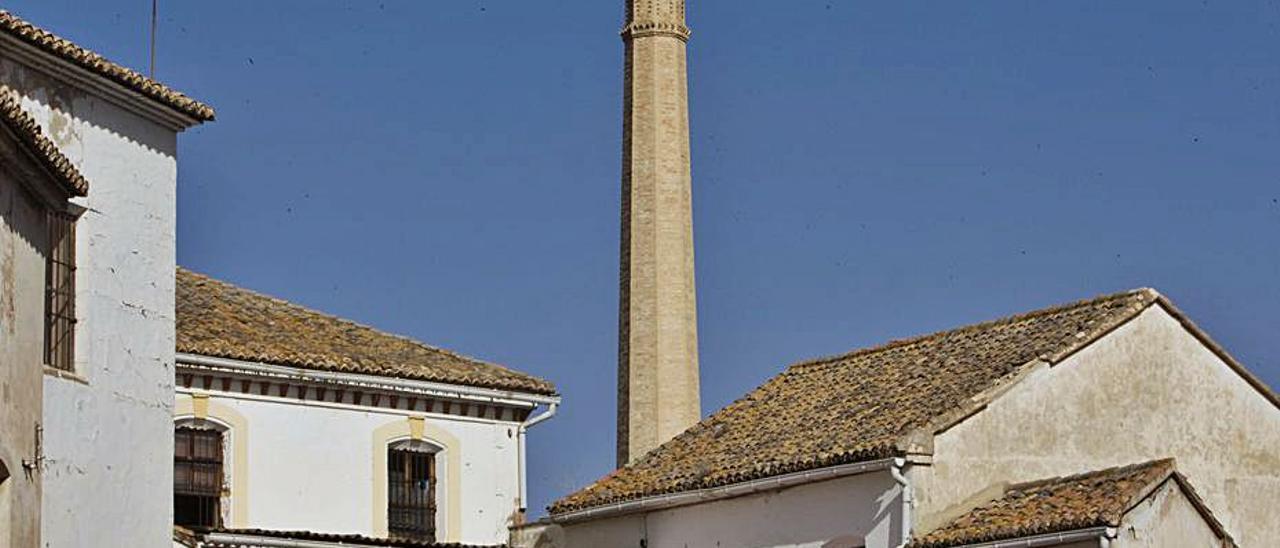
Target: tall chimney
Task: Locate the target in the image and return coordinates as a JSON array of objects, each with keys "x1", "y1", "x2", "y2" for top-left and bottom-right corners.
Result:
[{"x1": 616, "y1": 0, "x2": 701, "y2": 466}]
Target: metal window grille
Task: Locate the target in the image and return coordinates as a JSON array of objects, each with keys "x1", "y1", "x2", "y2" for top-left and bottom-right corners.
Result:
[
  {"x1": 388, "y1": 447, "x2": 436, "y2": 541},
  {"x1": 44, "y1": 211, "x2": 75, "y2": 371},
  {"x1": 174, "y1": 426, "x2": 223, "y2": 528}
]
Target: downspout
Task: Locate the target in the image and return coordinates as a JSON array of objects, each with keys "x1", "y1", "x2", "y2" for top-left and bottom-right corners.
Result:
[
  {"x1": 891, "y1": 458, "x2": 913, "y2": 548},
  {"x1": 517, "y1": 402, "x2": 559, "y2": 516}
]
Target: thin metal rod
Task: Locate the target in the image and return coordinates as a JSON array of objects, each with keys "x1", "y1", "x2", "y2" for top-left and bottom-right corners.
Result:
[{"x1": 149, "y1": 0, "x2": 157, "y2": 77}]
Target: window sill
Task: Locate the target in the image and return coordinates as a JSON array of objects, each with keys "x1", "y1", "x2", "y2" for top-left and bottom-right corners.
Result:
[{"x1": 43, "y1": 366, "x2": 89, "y2": 385}]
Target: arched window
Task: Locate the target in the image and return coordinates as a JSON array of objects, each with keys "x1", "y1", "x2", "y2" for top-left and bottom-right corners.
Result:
[
  {"x1": 387, "y1": 440, "x2": 440, "y2": 541},
  {"x1": 174, "y1": 422, "x2": 225, "y2": 528}
]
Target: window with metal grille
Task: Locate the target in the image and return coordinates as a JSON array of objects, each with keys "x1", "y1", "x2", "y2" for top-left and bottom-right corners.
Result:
[
  {"x1": 174, "y1": 426, "x2": 223, "y2": 528},
  {"x1": 44, "y1": 211, "x2": 75, "y2": 371},
  {"x1": 388, "y1": 445, "x2": 436, "y2": 541}
]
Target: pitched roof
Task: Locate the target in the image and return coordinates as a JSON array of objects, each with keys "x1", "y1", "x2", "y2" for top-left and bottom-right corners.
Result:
[
  {"x1": 912, "y1": 459, "x2": 1234, "y2": 547},
  {"x1": 0, "y1": 10, "x2": 214, "y2": 122},
  {"x1": 176, "y1": 527, "x2": 502, "y2": 548},
  {"x1": 551, "y1": 289, "x2": 1163, "y2": 514},
  {"x1": 176, "y1": 267, "x2": 556, "y2": 396},
  {"x1": 0, "y1": 89, "x2": 87, "y2": 196}
]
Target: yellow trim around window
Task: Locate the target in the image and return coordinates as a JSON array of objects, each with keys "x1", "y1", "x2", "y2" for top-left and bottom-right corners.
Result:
[
  {"x1": 175, "y1": 394, "x2": 249, "y2": 527},
  {"x1": 372, "y1": 417, "x2": 462, "y2": 541}
]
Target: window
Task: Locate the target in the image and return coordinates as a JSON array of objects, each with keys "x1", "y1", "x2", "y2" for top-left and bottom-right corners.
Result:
[
  {"x1": 44, "y1": 211, "x2": 75, "y2": 371},
  {"x1": 174, "y1": 426, "x2": 223, "y2": 528},
  {"x1": 387, "y1": 443, "x2": 436, "y2": 541}
]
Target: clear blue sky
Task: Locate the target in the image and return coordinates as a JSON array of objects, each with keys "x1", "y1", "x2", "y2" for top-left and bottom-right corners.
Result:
[{"x1": 13, "y1": 0, "x2": 1278, "y2": 517}]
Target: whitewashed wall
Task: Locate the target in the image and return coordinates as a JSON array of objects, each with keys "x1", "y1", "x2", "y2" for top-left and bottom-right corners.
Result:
[
  {"x1": 552, "y1": 471, "x2": 901, "y2": 548},
  {"x1": 0, "y1": 51, "x2": 183, "y2": 548},
  {"x1": 913, "y1": 306, "x2": 1280, "y2": 547},
  {"x1": 175, "y1": 390, "x2": 524, "y2": 546}
]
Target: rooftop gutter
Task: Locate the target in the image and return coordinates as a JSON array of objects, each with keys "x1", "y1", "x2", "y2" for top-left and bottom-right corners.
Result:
[
  {"x1": 177, "y1": 352, "x2": 560, "y2": 409},
  {"x1": 944, "y1": 526, "x2": 1112, "y2": 548},
  {"x1": 517, "y1": 402, "x2": 559, "y2": 513},
  {"x1": 552, "y1": 457, "x2": 900, "y2": 524}
]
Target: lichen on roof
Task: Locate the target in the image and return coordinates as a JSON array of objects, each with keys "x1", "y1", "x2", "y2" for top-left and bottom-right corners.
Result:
[
  {"x1": 176, "y1": 267, "x2": 556, "y2": 395},
  {"x1": 551, "y1": 289, "x2": 1160, "y2": 514}
]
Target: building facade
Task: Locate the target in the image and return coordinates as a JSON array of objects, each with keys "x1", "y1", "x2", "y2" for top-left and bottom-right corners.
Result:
[
  {"x1": 173, "y1": 269, "x2": 559, "y2": 547},
  {"x1": 0, "y1": 9, "x2": 212, "y2": 547},
  {"x1": 0, "y1": 88, "x2": 89, "y2": 548},
  {"x1": 530, "y1": 290, "x2": 1274, "y2": 547}
]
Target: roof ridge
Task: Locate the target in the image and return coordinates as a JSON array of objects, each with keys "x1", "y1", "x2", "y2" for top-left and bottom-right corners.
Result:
[
  {"x1": 176, "y1": 266, "x2": 529, "y2": 377},
  {"x1": 789, "y1": 288, "x2": 1158, "y2": 373},
  {"x1": 0, "y1": 9, "x2": 214, "y2": 121},
  {"x1": 1005, "y1": 458, "x2": 1175, "y2": 494}
]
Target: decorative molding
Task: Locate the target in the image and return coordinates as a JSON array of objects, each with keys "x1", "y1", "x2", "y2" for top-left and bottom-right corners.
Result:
[
  {"x1": 371, "y1": 418, "x2": 462, "y2": 542},
  {"x1": 175, "y1": 396, "x2": 250, "y2": 528}
]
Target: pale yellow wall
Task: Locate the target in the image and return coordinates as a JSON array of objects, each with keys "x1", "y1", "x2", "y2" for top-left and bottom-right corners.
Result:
[
  {"x1": 913, "y1": 306, "x2": 1280, "y2": 546},
  {"x1": 1114, "y1": 480, "x2": 1224, "y2": 548}
]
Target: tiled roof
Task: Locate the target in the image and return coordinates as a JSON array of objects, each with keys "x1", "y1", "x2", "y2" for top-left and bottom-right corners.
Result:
[
  {"x1": 178, "y1": 527, "x2": 502, "y2": 548},
  {"x1": 551, "y1": 289, "x2": 1161, "y2": 514},
  {"x1": 912, "y1": 460, "x2": 1234, "y2": 547},
  {"x1": 176, "y1": 267, "x2": 556, "y2": 396},
  {"x1": 0, "y1": 89, "x2": 87, "y2": 196},
  {"x1": 0, "y1": 10, "x2": 214, "y2": 122}
]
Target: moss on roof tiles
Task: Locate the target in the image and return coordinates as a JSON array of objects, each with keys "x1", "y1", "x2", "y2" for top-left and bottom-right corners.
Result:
[
  {"x1": 912, "y1": 460, "x2": 1184, "y2": 547},
  {"x1": 551, "y1": 289, "x2": 1158, "y2": 514},
  {"x1": 176, "y1": 267, "x2": 555, "y2": 395}
]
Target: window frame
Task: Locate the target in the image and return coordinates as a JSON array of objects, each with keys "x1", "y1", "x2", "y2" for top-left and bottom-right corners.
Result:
[
  {"x1": 174, "y1": 423, "x2": 226, "y2": 528},
  {"x1": 386, "y1": 441, "x2": 440, "y2": 542},
  {"x1": 43, "y1": 209, "x2": 75, "y2": 372}
]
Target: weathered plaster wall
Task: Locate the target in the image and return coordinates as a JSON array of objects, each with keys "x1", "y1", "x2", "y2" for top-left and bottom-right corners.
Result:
[
  {"x1": 0, "y1": 54, "x2": 180, "y2": 547},
  {"x1": 1114, "y1": 480, "x2": 1223, "y2": 548},
  {"x1": 546, "y1": 472, "x2": 901, "y2": 548},
  {"x1": 0, "y1": 154, "x2": 49, "y2": 548},
  {"x1": 914, "y1": 306, "x2": 1280, "y2": 546},
  {"x1": 175, "y1": 390, "x2": 524, "y2": 546}
]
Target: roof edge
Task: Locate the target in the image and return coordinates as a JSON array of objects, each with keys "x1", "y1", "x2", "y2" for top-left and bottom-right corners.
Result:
[
  {"x1": 0, "y1": 12, "x2": 214, "y2": 127},
  {"x1": 0, "y1": 88, "x2": 88, "y2": 197},
  {"x1": 177, "y1": 351, "x2": 561, "y2": 405},
  {"x1": 550, "y1": 458, "x2": 898, "y2": 523},
  {"x1": 791, "y1": 288, "x2": 1156, "y2": 374},
  {"x1": 1151, "y1": 294, "x2": 1280, "y2": 410}
]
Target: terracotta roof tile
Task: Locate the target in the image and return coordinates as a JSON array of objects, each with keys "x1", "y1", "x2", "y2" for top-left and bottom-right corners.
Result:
[
  {"x1": 176, "y1": 267, "x2": 556, "y2": 396},
  {"x1": 0, "y1": 89, "x2": 87, "y2": 196},
  {"x1": 912, "y1": 459, "x2": 1233, "y2": 547},
  {"x1": 0, "y1": 10, "x2": 214, "y2": 122},
  {"x1": 551, "y1": 289, "x2": 1158, "y2": 514}
]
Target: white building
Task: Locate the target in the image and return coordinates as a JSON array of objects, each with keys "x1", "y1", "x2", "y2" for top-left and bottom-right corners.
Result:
[
  {"x1": 530, "y1": 289, "x2": 1277, "y2": 547},
  {"x1": 172, "y1": 268, "x2": 559, "y2": 547},
  {"x1": 0, "y1": 9, "x2": 213, "y2": 547}
]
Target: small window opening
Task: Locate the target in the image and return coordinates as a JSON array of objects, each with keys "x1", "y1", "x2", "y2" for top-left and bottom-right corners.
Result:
[
  {"x1": 174, "y1": 425, "x2": 223, "y2": 528},
  {"x1": 388, "y1": 443, "x2": 437, "y2": 541}
]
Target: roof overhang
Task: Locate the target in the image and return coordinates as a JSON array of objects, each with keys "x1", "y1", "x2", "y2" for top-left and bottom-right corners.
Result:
[
  {"x1": 552, "y1": 457, "x2": 909, "y2": 524},
  {"x1": 0, "y1": 32, "x2": 206, "y2": 131},
  {"x1": 176, "y1": 352, "x2": 561, "y2": 410}
]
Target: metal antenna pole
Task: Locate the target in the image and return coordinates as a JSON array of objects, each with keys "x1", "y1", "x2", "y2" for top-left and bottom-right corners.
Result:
[{"x1": 149, "y1": 0, "x2": 157, "y2": 77}]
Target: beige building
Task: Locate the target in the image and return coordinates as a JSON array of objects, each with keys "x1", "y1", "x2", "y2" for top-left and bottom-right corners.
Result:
[
  {"x1": 0, "y1": 88, "x2": 88, "y2": 548},
  {"x1": 528, "y1": 289, "x2": 1276, "y2": 547}
]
